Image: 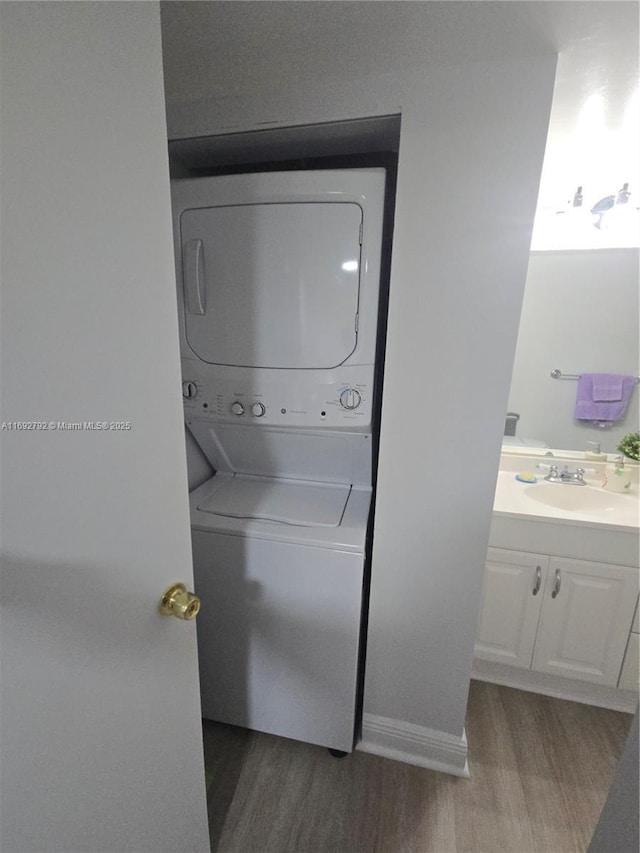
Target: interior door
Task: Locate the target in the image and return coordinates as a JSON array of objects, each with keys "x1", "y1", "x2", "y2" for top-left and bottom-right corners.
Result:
[{"x1": 0, "y1": 5, "x2": 209, "y2": 851}]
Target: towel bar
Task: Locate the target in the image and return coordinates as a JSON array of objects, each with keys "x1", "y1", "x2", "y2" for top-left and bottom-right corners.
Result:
[{"x1": 550, "y1": 369, "x2": 640, "y2": 384}]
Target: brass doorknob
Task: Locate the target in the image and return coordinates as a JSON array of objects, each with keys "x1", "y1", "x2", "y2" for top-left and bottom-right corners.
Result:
[{"x1": 159, "y1": 583, "x2": 201, "y2": 621}]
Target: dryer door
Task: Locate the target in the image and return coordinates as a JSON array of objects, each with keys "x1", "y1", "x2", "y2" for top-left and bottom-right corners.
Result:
[{"x1": 180, "y1": 202, "x2": 362, "y2": 369}]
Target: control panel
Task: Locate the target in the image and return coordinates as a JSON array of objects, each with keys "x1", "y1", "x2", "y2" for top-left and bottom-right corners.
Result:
[{"x1": 181, "y1": 365, "x2": 373, "y2": 430}]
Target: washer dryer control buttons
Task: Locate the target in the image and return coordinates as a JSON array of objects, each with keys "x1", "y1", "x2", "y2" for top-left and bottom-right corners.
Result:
[
  {"x1": 182, "y1": 380, "x2": 198, "y2": 400},
  {"x1": 251, "y1": 402, "x2": 266, "y2": 417},
  {"x1": 230, "y1": 401, "x2": 245, "y2": 416},
  {"x1": 339, "y1": 388, "x2": 362, "y2": 410}
]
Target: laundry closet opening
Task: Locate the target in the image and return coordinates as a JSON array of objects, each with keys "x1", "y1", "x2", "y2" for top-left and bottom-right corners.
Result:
[{"x1": 169, "y1": 115, "x2": 399, "y2": 753}]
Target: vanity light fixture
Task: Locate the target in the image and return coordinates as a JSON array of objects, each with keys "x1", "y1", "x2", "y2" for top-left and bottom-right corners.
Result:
[
  {"x1": 616, "y1": 182, "x2": 631, "y2": 204},
  {"x1": 591, "y1": 181, "x2": 632, "y2": 229},
  {"x1": 533, "y1": 180, "x2": 639, "y2": 249}
]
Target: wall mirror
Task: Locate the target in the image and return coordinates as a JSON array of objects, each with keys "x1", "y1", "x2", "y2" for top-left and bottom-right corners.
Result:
[{"x1": 506, "y1": 14, "x2": 639, "y2": 455}]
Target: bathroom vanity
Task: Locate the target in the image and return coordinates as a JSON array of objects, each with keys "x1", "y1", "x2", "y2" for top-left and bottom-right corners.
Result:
[{"x1": 473, "y1": 450, "x2": 640, "y2": 712}]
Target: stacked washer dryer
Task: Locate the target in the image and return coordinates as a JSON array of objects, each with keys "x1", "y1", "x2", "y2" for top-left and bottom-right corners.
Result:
[{"x1": 172, "y1": 168, "x2": 385, "y2": 753}]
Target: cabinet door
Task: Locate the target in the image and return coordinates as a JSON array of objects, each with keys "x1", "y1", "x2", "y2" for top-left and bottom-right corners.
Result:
[
  {"x1": 532, "y1": 558, "x2": 639, "y2": 686},
  {"x1": 474, "y1": 549, "x2": 549, "y2": 668}
]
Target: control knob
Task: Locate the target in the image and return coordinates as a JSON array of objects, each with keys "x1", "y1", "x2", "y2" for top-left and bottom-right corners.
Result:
[
  {"x1": 230, "y1": 401, "x2": 245, "y2": 416},
  {"x1": 339, "y1": 388, "x2": 362, "y2": 410},
  {"x1": 251, "y1": 402, "x2": 266, "y2": 417},
  {"x1": 182, "y1": 380, "x2": 198, "y2": 400}
]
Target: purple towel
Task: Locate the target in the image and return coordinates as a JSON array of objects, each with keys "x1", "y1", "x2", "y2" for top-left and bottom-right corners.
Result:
[
  {"x1": 574, "y1": 373, "x2": 636, "y2": 421},
  {"x1": 592, "y1": 373, "x2": 624, "y2": 401}
]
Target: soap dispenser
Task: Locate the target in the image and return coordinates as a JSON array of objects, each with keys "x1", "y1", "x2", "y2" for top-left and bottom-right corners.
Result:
[
  {"x1": 603, "y1": 455, "x2": 632, "y2": 493},
  {"x1": 585, "y1": 441, "x2": 606, "y2": 460}
]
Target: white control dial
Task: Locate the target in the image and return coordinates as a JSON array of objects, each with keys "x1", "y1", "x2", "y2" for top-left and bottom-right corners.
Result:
[
  {"x1": 251, "y1": 402, "x2": 266, "y2": 417},
  {"x1": 230, "y1": 401, "x2": 245, "y2": 416},
  {"x1": 339, "y1": 388, "x2": 362, "y2": 410},
  {"x1": 182, "y1": 380, "x2": 198, "y2": 400}
]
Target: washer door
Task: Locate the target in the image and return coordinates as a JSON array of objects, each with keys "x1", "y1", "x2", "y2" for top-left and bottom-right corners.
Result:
[{"x1": 180, "y1": 202, "x2": 362, "y2": 369}]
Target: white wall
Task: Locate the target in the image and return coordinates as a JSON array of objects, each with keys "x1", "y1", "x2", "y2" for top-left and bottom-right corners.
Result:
[
  {"x1": 164, "y1": 18, "x2": 557, "y2": 768},
  {"x1": 508, "y1": 249, "x2": 639, "y2": 451},
  {"x1": 360, "y1": 63, "x2": 556, "y2": 760}
]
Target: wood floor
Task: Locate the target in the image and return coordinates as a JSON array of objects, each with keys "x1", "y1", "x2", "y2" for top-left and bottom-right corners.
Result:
[{"x1": 202, "y1": 681, "x2": 633, "y2": 853}]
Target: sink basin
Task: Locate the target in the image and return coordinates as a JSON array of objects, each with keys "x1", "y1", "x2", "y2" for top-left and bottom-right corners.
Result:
[
  {"x1": 524, "y1": 483, "x2": 632, "y2": 513},
  {"x1": 492, "y1": 467, "x2": 639, "y2": 529}
]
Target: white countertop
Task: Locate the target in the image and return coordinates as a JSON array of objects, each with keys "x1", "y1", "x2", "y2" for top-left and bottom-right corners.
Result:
[{"x1": 493, "y1": 460, "x2": 640, "y2": 532}]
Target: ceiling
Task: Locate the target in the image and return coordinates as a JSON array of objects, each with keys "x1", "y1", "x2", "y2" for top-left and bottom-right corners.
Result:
[
  {"x1": 161, "y1": 1, "x2": 638, "y2": 109},
  {"x1": 160, "y1": 2, "x2": 639, "y2": 206}
]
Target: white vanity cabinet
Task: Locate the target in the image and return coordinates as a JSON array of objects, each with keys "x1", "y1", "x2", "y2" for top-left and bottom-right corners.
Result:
[{"x1": 475, "y1": 549, "x2": 639, "y2": 688}]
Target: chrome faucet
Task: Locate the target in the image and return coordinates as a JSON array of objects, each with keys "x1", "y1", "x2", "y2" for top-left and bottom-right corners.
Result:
[{"x1": 544, "y1": 464, "x2": 587, "y2": 486}]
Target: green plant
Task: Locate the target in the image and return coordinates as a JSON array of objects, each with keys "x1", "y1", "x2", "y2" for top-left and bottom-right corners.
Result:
[{"x1": 617, "y1": 432, "x2": 640, "y2": 461}]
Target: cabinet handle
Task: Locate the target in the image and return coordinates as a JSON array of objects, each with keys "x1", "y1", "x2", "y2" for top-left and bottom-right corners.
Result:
[
  {"x1": 551, "y1": 568, "x2": 561, "y2": 599},
  {"x1": 532, "y1": 565, "x2": 542, "y2": 596}
]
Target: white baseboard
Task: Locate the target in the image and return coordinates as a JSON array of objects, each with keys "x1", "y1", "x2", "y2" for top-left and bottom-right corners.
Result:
[
  {"x1": 472, "y1": 659, "x2": 638, "y2": 714},
  {"x1": 357, "y1": 713, "x2": 469, "y2": 778}
]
